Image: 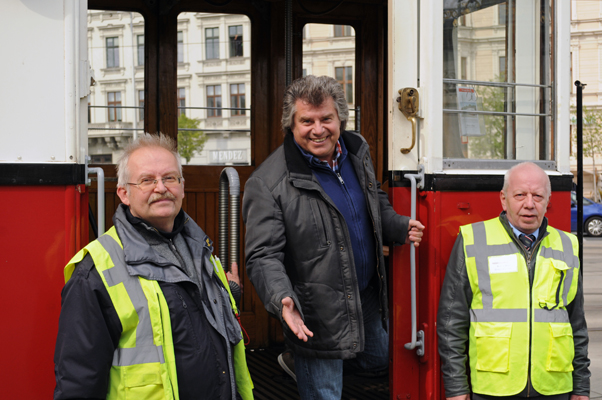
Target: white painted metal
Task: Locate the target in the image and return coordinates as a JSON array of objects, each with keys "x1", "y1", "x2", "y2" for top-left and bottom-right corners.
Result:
[
  {"x1": 556, "y1": 0, "x2": 572, "y2": 175},
  {"x1": 514, "y1": 1, "x2": 539, "y2": 160},
  {"x1": 0, "y1": 0, "x2": 88, "y2": 163},
  {"x1": 388, "y1": 0, "x2": 420, "y2": 172}
]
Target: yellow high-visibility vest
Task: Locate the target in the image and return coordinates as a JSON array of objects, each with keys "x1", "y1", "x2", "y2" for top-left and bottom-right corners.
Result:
[
  {"x1": 64, "y1": 226, "x2": 254, "y2": 400},
  {"x1": 461, "y1": 218, "x2": 579, "y2": 396}
]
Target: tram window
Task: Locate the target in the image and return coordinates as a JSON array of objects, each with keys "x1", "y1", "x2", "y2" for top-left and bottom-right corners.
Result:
[
  {"x1": 87, "y1": 10, "x2": 145, "y2": 163},
  {"x1": 176, "y1": 12, "x2": 251, "y2": 165},
  {"x1": 443, "y1": 1, "x2": 553, "y2": 163},
  {"x1": 303, "y1": 23, "x2": 357, "y2": 131}
]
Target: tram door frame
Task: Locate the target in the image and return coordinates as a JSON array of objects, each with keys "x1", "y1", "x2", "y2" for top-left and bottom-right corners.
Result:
[{"x1": 387, "y1": 1, "x2": 573, "y2": 399}]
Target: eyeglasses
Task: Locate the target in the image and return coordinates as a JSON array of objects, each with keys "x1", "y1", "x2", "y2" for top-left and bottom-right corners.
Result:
[{"x1": 127, "y1": 176, "x2": 183, "y2": 190}]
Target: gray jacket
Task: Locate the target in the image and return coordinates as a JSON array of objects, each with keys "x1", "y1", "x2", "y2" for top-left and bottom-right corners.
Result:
[
  {"x1": 437, "y1": 212, "x2": 590, "y2": 398},
  {"x1": 243, "y1": 131, "x2": 409, "y2": 359}
]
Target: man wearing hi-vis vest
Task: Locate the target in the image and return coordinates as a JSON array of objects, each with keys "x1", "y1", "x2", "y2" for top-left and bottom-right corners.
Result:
[
  {"x1": 54, "y1": 133, "x2": 253, "y2": 400},
  {"x1": 437, "y1": 162, "x2": 590, "y2": 400}
]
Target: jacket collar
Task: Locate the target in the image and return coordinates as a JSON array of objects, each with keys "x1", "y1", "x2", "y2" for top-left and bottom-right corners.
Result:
[
  {"x1": 113, "y1": 204, "x2": 213, "y2": 269},
  {"x1": 283, "y1": 130, "x2": 365, "y2": 179}
]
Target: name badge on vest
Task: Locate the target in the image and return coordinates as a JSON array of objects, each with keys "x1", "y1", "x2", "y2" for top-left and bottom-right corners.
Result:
[{"x1": 488, "y1": 254, "x2": 518, "y2": 274}]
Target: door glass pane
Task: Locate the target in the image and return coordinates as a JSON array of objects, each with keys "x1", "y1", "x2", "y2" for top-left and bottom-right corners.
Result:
[
  {"x1": 302, "y1": 23, "x2": 357, "y2": 131},
  {"x1": 442, "y1": 1, "x2": 553, "y2": 163},
  {"x1": 177, "y1": 12, "x2": 251, "y2": 165},
  {"x1": 87, "y1": 10, "x2": 145, "y2": 164}
]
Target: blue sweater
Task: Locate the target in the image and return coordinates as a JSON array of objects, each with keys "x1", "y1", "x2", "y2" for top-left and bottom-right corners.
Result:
[{"x1": 294, "y1": 138, "x2": 377, "y2": 291}]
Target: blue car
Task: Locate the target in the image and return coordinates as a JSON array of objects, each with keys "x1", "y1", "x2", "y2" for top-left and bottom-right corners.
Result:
[{"x1": 571, "y1": 192, "x2": 602, "y2": 237}]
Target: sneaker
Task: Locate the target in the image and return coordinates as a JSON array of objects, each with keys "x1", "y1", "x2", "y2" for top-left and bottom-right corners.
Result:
[{"x1": 277, "y1": 350, "x2": 296, "y2": 382}]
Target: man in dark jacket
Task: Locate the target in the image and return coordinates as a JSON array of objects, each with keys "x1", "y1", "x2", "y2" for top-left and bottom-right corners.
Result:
[
  {"x1": 437, "y1": 162, "x2": 590, "y2": 400},
  {"x1": 243, "y1": 75, "x2": 424, "y2": 399},
  {"x1": 54, "y1": 133, "x2": 253, "y2": 400}
]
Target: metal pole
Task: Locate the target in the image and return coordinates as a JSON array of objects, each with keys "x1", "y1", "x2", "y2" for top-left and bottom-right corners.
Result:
[
  {"x1": 575, "y1": 81, "x2": 585, "y2": 271},
  {"x1": 219, "y1": 168, "x2": 240, "y2": 272}
]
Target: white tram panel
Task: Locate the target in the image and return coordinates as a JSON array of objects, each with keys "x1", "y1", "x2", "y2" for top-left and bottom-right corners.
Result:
[
  {"x1": 388, "y1": 0, "x2": 444, "y2": 174},
  {"x1": 0, "y1": 0, "x2": 89, "y2": 164}
]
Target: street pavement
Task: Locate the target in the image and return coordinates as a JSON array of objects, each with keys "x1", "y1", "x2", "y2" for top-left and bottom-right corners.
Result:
[{"x1": 583, "y1": 237, "x2": 602, "y2": 399}]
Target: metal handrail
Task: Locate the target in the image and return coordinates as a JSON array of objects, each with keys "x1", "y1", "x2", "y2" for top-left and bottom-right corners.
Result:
[
  {"x1": 218, "y1": 167, "x2": 240, "y2": 272},
  {"x1": 442, "y1": 109, "x2": 551, "y2": 117},
  {"x1": 404, "y1": 166, "x2": 425, "y2": 357},
  {"x1": 443, "y1": 78, "x2": 552, "y2": 89}
]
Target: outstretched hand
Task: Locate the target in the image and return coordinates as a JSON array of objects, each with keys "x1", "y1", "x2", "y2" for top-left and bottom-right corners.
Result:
[
  {"x1": 226, "y1": 262, "x2": 241, "y2": 290},
  {"x1": 282, "y1": 297, "x2": 314, "y2": 342},
  {"x1": 405, "y1": 219, "x2": 425, "y2": 248}
]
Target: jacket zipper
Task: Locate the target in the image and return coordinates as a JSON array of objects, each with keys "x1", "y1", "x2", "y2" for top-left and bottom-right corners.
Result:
[{"x1": 524, "y1": 235, "x2": 542, "y2": 397}]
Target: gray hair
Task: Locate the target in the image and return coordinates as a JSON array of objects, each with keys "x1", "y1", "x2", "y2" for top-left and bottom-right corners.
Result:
[
  {"x1": 503, "y1": 161, "x2": 551, "y2": 198},
  {"x1": 281, "y1": 75, "x2": 349, "y2": 134},
  {"x1": 116, "y1": 133, "x2": 182, "y2": 189}
]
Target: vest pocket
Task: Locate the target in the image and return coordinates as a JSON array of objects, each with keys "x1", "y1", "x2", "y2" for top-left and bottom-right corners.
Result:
[
  {"x1": 541, "y1": 259, "x2": 570, "y2": 309},
  {"x1": 123, "y1": 364, "x2": 164, "y2": 400},
  {"x1": 546, "y1": 323, "x2": 574, "y2": 372},
  {"x1": 475, "y1": 322, "x2": 512, "y2": 373}
]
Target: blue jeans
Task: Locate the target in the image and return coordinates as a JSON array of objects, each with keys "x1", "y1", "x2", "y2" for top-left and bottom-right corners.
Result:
[{"x1": 293, "y1": 284, "x2": 389, "y2": 400}]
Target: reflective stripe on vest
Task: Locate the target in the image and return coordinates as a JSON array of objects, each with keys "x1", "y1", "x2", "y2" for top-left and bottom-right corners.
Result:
[
  {"x1": 461, "y1": 218, "x2": 579, "y2": 396},
  {"x1": 97, "y1": 234, "x2": 165, "y2": 367}
]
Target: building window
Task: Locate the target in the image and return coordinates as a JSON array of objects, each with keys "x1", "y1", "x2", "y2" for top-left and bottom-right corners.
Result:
[
  {"x1": 206, "y1": 28, "x2": 219, "y2": 60},
  {"x1": 137, "y1": 35, "x2": 144, "y2": 66},
  {"x1": 106, "y1": 37, "x2": 119, "y2": 68},
  {"x1": 177, "y1": 31, "x2": 184, "y2": 63},
  {"x1": 138, "y1": 90, "x2": 144, "y2": 121},
  {"x1": 461, "y1": 57, "x2": 467, "y2": 80},
  {"x1": 499, "y1": 56, "x2": 506, "y2": 80},
  {"x1": 498, "y1": 3, "x2": 507, "y2": 25},
  {"x1": 177, "y1": 87, "x2": 186, "y2": 117},
  {"x1": 91, "y1": 154, "x2": 112, "y2": 164},
  {"x1": 88, "y1": 101, "x2": 91, "y2": 123},
  {"x1": 230, "y1": 84, "x2": 245, "y2": 116},
  {"x1": 334, "y1": 25, "x2": 352, "y2": 37},
  {"x1": 207, "y1": 85, "x2": 222, "y2": 117},
  {"x1": 335, "y1": 66, "x2": 353, "y2": 104},
  {"x1": 107, "y1": 91, "x2": 122, "y2": 122},
  {"x1": 229, "y1": 25, "x2": 243, "y2": 57}
]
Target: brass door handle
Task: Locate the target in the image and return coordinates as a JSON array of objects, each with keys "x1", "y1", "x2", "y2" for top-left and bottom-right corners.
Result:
[{"x1": 397, "y1": 88, "x2": 420, "y2": 154}]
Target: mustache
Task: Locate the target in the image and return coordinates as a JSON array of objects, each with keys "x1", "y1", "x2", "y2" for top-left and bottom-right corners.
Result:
[{"x1": 148, "y1": 191, "x2": 176, "y2": 204}]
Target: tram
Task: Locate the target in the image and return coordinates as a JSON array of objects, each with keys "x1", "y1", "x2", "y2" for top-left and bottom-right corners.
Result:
[{"x1": 0, "y1": 0, "x2": 572, "y2": 399}]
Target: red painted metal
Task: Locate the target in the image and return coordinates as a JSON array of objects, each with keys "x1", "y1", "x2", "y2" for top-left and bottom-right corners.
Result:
[
  {"x1": 0, "y1": 185, "x2": 88, "y2": 398},
  {"x1": 388, "y1": 187, "x2": 570, "y2": 400}
]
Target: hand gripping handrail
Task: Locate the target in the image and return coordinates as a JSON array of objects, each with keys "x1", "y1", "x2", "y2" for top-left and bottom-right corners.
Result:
[
  {"x1": 218, "y1": 167, "x2": 240, "y2": 272},
  {"x1": 403, "y1": 166, "x2": 424, "y2": 356}
]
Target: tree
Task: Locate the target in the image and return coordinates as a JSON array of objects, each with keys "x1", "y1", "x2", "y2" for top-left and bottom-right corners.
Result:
[
  {"x1": 572, "y1": 107, "x2": 602, "y2": 201},
  {"x1": 177, "y1": 114, "x2": 208, "y2": 164}
]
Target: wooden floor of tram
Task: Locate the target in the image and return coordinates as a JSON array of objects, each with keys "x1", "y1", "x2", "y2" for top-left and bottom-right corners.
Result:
[{"x1": 246, "y1": 346, "x2": 389, "y2": 399}]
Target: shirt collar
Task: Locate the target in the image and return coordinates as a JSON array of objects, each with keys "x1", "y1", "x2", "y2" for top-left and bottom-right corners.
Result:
[
  {"x1": 508, "y1": 221, "x2": 539, "y2": 241},
  {"x1": 293, "y1": 137, "x2": 346, "y2": 172}
]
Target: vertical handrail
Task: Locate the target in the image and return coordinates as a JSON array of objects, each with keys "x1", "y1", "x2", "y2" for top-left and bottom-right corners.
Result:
[
  {"x1": 575, "y1": 81, "x2": 585, "y2": 273},
  {"x1": 403, "y1": 167, "x2": 424, "y2": 357},
  {"x1": 219, "y1": 168, "x2": 240, "y2": 272},
  {"x1": 88, "y1": 167, "x2": 105, "y2": 235}
]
